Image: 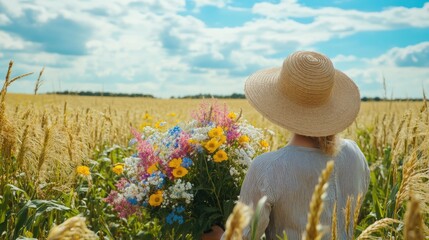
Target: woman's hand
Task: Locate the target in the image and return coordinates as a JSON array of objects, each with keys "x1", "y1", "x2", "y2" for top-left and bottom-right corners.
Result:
[{"x1": 201, "y1": 225, "x2": 224, "y2": 240}]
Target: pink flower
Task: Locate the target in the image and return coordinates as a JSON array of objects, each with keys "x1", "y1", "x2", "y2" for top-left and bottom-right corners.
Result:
[
  {"x1": 115, "y1": 178, "x2": 129, "y2": 190},
  {"x1": 105, "y1": 191, "x2": 140, "y2": 218}
]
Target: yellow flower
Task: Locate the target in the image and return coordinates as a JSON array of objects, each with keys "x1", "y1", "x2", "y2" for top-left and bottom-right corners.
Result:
[
  {"x1": 149, "y1": 191, "x2": 163, "y2": 206},
  {"x1": 208, "y1": 126, "x2": 224, "y2": 138},
  {"x1": 112, "y1": 164, "x2": 124, "y2": 175},
  {"x1": 204, "y1": 138, "x2": 220, "y2": 153},
  {"x1": 76, "y1": 166, "x2": 90, "y2": 176},
  {"x1": 239, "y1": 135, "x2": 250, "y2": 144},
  {"x1": 155, "y1": 121, "x2": 165, "y2": 130},
  {"x1": 139, "y1": 122, "x2": 151, "y2": 129},
  {"x1": 188, "y1": 139, "x2": 197, "y2": 145},
  {"x1": 147, "y1": 163, "x2": 158, "y2": 174},
  {"x1": 228, "y1": 112, "x2": 237, "y2": 120},
  {"x1": 172, "y1": 166, "x2": 188, "y2": 178},
  {"x1": 167, "y1": 112, "x2": 176, "y2": 117},
  {"x1": 213, "y1": 150, "x2": 228, "y2": 163},
  {"x1": 218, "y1": 135, "x2": 227, "y2": 145},
  {"x1": 143, "y1": 112, "x2": 152, "y2": 120},
  {"x1": 168, "y1": 158, "x2": 182, "y2": 168},
  {"x1": 260, "y1": 140, "x2": 269, "y2": 148}
]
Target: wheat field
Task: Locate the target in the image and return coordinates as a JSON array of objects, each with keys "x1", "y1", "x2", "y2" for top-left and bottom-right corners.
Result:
[{"x1": 1, "y1": 83, "x2": 429, "y2": 238}]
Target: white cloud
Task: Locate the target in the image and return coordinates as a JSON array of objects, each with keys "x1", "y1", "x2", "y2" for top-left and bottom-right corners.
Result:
[
  {"x1": 331, "y1": 54, "x2": 358, "y2": 63},
  {"x1": 193, "y1": 0, "x2": 230, "y2": 9},
  {"x1": 0, "y1": 0, "x2": 428, "y2": 98},
  {"x1": 372, "y1": 41, "x2": 429, "y2": 67},
  {"x1": 0, "y1": 13, "x2": 10, "y2": 25},
  {"x1": 0, "y1": 31, "x2": 36, "y2": 50},
  {"x1": 335, "y1": 42, "x2": 429, "y2": 98},
  {"x1": 252, "y1": 1, "x2": 429, "y2": 32}
]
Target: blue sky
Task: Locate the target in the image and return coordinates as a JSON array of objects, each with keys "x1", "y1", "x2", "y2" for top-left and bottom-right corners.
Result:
[{"x1": 0, "y1": 0, "x2": 428, "y2": 98}]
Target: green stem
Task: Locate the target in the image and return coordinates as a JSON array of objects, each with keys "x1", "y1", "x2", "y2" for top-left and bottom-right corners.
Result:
[{"x1": 203, "y1": 155, "x2": 223, "y2": 217}]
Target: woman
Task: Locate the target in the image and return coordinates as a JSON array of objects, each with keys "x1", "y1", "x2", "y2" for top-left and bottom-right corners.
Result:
[{"x1": 204, "y1": 51, "x2": 370, "y2": 240}]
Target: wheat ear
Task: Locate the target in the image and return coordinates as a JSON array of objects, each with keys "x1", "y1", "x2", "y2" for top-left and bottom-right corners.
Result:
[
  {"x1": 356, "y1": 218, "x2": 402, "y2": 240},
  {"x1": 404, "y1": 195, "x2": 425, "y2": 240},
  {"x1": 303, "y1": 160, "x2": 334, "y2": 240},
  {"x1": 331, "y1": 201, "x2": 337, "y2": 240},
  {"x1": 224, "y1": 202, "x2": 253, "y2": 240},
  {"x1": 47, "y1": 215, "x2": 98, "y2": 240}
]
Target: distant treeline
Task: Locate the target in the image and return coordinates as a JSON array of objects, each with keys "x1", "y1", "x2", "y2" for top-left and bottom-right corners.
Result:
[
  {"x1": 361, "y1": 97, "x2": 425, "y2": 102},
  {"x1": 172, "y1": 93, "x2": 246, "y2": 99},
  {"x1": 48, "y1": 91, "x2": 155, "y2": 98},
  {"x1": 47, "y1": 91, "x2": 425, "y2": 101}
]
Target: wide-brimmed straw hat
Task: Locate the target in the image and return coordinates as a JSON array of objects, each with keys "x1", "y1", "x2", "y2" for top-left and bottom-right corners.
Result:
[{"x1": 244, "y1": 51, "x2": 360, "y2": 137}]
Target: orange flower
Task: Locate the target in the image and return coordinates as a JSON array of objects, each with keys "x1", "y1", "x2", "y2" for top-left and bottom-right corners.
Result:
[
  {"x1": 149, "y1": 191, "x2": 163, "y2": 206},
  {"x1": 168, "y1": 158, "x2": 182, "y2": 168},
  {"x1": 213, "y1": 150, "x2": 228, "y2": 163},
  {"x1": 172, "y1": 166, "x2": 188, "y2": 178}
]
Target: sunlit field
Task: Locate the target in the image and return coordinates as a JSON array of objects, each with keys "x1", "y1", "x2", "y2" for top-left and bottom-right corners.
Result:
[{"x1": 1, "y1": 93, "x2": 428, "y2": 239}]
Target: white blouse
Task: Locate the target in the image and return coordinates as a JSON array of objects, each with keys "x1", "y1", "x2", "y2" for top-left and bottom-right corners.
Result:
[{"x1": 237, "y1": 139, "x2": 370, "y2": 240}]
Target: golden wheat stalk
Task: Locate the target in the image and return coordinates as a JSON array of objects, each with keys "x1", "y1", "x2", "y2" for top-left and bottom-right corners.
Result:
[
  {"x1": 34, "y1": 67, "x2": 45, "y2": 95},
  {"x1": 303, "y1": 160, "x2": 334, "y2": 240},
  {"x1": 344, "y1": 196, "x2": 352, "y2": 239},
  {"x1": 352, "y1": 193, "x2": 363, "y2": 234},
  {"x1": 224, "y1": 201, "x2": 253, "y2": 240},
  {"x1": 404, "y1": 195, "x2": 425, "y2": 240},
  {"x1": 356, "y1": 218, "x2": 402, "y2": 240},
  {"x1": 395, "y1": 151, "x2": 417, "y2": 213},
  {"x1": 1, "y1": 60, "x2": 33, "y2": 104},
  {"x1": 331, "y1": 201, "x2": 337, "y2": 240},
  {"x1": 47, "y1": 215, "x2": 98, "y2": 240}
]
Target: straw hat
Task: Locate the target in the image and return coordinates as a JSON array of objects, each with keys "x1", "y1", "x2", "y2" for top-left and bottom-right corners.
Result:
[{"x1": 244, "y1": 51, "x2": 360, "y2": 137}]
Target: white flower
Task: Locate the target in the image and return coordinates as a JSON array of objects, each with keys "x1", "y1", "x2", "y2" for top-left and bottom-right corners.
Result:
[
  {"x1": 229, "y1": 167, "x2": 239, "y2": 176},
  {"x1": 235, "y1": 148, "x2": 252, "y2": 166},
  {"x1": 167, "y1": 179, "x2": 194, "y2": 203}
]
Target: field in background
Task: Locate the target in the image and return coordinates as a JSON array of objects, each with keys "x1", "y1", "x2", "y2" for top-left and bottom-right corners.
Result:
[{"x1": 1, "y1": 93, "x2": 428, "y2": 239}]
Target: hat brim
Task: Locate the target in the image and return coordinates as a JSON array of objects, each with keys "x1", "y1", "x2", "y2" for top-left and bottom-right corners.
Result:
[{"x1": 244, "y1": 67, "x2": 360, "y2": 137}]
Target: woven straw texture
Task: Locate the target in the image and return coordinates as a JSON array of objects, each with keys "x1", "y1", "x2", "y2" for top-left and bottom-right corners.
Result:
[{"x1": 244, "y1": 51, "x2": 360, "y2": 137}]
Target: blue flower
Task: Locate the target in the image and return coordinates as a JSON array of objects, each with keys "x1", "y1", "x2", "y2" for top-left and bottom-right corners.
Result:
[
  {"x1": 132, "y1": 153, "x2": 138, "y2": 158},
  {"x1": 175, "y1": 205, "x2": 185, "y2": 213},
  {"x1": 181, "y1": 157, "x2": 193, "y2": 168},
  {"x1": 127, "y1": 198, "x2": 138, "y2": 205},
  {"x1": 168, "y1": 126, "x2": 182, "y2": 136},
  {"x1": 166, "y1": 212, "x2": 175, "y2": 225},
  {"x1": 142, "y1": 201, "x2": 148, "y2": 207},
  {"x1": 173, "y1": 214, "x2": 184, "y2": 225},
  {"x1": 157, "y1": 179, "x2": 165, "y2": 189}
]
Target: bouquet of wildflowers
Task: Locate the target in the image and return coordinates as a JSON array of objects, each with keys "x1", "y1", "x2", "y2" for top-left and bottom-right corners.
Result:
[{"x1": 105, "y1": 103, "x2": 270, "y2": 238}]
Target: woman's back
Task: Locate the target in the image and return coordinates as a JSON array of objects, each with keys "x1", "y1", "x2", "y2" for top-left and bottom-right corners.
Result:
[{"x1": 240, "y1": 139, "x2": 370, "y2": 240}]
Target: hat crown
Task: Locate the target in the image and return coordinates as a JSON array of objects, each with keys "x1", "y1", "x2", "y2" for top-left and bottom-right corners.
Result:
[{"x1": 279, "y1": 51, "x2": 335, "y2": 106}]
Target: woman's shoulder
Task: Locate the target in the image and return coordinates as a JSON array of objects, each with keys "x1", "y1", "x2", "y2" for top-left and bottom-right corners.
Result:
[
  {"x1": 338, "y1": 138, "x2": 368, "y2": 168},
  {"x1": 249, "y1": 148, "x2": 286, "y2": 170},
  {"x1": 339, "y1": 138, "x2": 364, "y2": 155}
]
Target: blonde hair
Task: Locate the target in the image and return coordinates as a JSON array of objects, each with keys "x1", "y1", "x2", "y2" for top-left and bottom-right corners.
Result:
[{"x1": 312, "y1": 135, "x2": 339, "y2": 156}]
